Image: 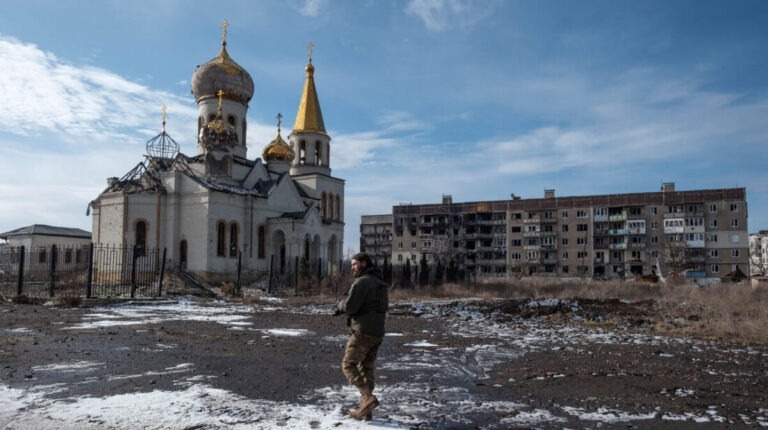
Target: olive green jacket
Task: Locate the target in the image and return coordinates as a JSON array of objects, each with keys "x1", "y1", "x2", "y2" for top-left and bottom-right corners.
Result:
[{"x1": 337, "y1": 267, "x2": 388, "y2": 337}]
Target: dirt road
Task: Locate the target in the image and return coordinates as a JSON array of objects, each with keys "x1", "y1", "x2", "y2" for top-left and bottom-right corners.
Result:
[{"x1": 1, "y1": 297, "x2": 766, "y2": 428}]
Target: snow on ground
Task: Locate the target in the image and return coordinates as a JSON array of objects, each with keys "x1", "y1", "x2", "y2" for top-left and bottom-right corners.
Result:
[{"x1": 4, "y1": 298, "x2": 766, "y2": 428}]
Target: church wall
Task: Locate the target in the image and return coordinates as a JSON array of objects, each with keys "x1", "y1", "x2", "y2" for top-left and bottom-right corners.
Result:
[
  {"x1": 94, "y1": 193, "x2": 126, "y2": 246},
  {"x1": 125, "y1": 193, "x2": 162, "y2": 249}
]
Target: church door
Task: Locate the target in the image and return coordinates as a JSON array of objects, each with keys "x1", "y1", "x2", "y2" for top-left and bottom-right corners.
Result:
[
  {"x1": 180, "y1": 240, "x2": 188, "y2": 269},
  {"x1": 280, "y1": 244, "x2": 286, "y2": 274}
]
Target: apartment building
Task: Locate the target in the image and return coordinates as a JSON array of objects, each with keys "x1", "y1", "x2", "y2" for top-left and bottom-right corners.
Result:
[
  {"x1": 381, "y1": 184, "x2": 748, "y2": 280},
  {"x1": 359, "y1": 214, "x2": 393, "y2": 267},
  {"x1": 749, "y1": 230, "x2": 768, "y2": 276}
]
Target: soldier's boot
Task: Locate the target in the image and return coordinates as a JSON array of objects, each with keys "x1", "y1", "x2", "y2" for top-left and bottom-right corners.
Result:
[{"x1": 349, "y1": 388, "x2": 378, "y2": 420}]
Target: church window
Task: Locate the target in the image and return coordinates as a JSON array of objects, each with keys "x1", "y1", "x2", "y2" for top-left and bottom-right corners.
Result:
[
  {"x1": 326, "y1": 144, "x2": 330, "y2": 167},
  {"x1": 322, "y1": 192, "x2": 328, "y2": 218},
  {"x1": 227, "y1": 115, "x2": 236, "y2": 126},
  {"x1": 257, "y1": 226, "x2": 266, "y2": 259},
  {"x1": 64, "y1": 249, "x2": 72, "y2": 264},
  {"x1": 216, "y1": 221, "x2": 226, "y2": 257},
  {"x1": 335, "y1": 195, "x2": 341, "y2": 220},
  {"x1": 208, "y1": 113, "x2": 216, "y2": 122},
  {"x1": 242, "y1": 119, "x2": 247, "y2": 145},
  {"x1": 315, "y1": 141, "x2": 322, "y2": 166},
  {"x1": 135, "y1": 220, "x2": 147, "y2": 256},
  {"x1": 229, "y1": 223, "x2": 239, "y2": 257},
  {"x1": 39, "y1": 249, "x2": 47, "y2": 264},
  {"x1": 299, "y1": 141, "x2": 306, "y2": 164},
  {"x1": 198, "y1": 116, "x2": 203, "y2": 136}
]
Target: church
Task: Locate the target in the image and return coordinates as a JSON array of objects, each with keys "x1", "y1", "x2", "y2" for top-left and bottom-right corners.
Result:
[{"x1": 90, "y1": 24, "x2": 344, "y2": 280}]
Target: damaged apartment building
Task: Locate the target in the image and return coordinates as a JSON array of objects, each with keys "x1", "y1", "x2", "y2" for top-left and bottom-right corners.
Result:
[{"x1": 360, "y1": 184, "x2": 749, "y2": 281}]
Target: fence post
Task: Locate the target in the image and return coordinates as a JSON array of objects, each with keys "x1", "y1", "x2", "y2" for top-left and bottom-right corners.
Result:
[
  {"x1": 236, "y1": 252, "x2": 242, "y2": 294},
  {"x1": 49, "y1": 244, "x2": 57, "y2": 298},
  {"x1": 16, "y1": 246, "x2": 25, "y2": 296},
  {"x1": 267, "y1": 255, "x2": 274, "y2": 295},
  {"x1": 130, "y1": 245, "x2": 137, "y2": 298},
  {"x1": 85, "y1": 244, "x2": 94, "y2": 299},
  {"x1": 294, "y1": 256, "x2": 299, "y2": 295},
  {"x1": 158, "y1": 248, "x2": 167, "y2": 297}
]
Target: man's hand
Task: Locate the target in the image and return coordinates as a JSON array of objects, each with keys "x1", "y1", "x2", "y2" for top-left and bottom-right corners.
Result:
[{"x1": 333, "y1": 309, "x2": 344, "y2": 317}]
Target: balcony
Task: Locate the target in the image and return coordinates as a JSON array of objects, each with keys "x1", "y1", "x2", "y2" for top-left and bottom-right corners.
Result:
[
  {"x1": 539, "y1": 217, "x2": 557, "y2": 224},
  {"x1": 593, "y1": 214, "x2": 609, "y2": 222},
  {"x1": 627, "y1": 242, "x2": 646, "y2": 249},
  {"x1": 523, "y1": 231, "x2": 541, "y2": 237},
  {"x1": 463, "y1": 233, "x2": 478, "y2": 240},
  {"x1": 542, "y1": 258, "x2": 558, "y2": 265},
  {"x1": 594, "y1": 258, "x2": 608, "y2": 265},
  {"x1": 663, "y1": 227, "x2": 684, "y2": 234},
  {"x1": 477, "y1": 219, "x2": 506, "y2": 226},
  {"x1": 608, "y1": 229, "x2": 628, "y2": 236},
  {"x1": 540, "y1": 231, "x2": 558, "y2": 237},
  {"x1": 593, "y1": 243, "x2": 609, "y2": 249},
  {"x1": 688, "y1": 255, "x2": 705, "y2": 263},
  {"x1": 663, "y1": 213, "x2": 685, "y2": 219},
  {"x1": 625, "y1": 228, "x2": 646, "y2": 235},
  {"x1": 523, "y1": 218, "x2": 541, "y2": 224},
  {"x1": 540, "y1": 244, "x2": 558, "y2": 250},
  {"x1": 686, "y1": 240, "x2": 705, "y2": 248},
  {"x1": 523, "y1": 245, "x2": 541, "y2": 251},
  {"x1": 477, "y1": 258, "x2": 506, "y2": 265},
  {"x1": 684, "y1": 225, "x2": 705, "y2": 233},
  {"x1": 609, "y1": 214, "x2": 627, "y2": 222},
  {"x1": 609, "y1": 243, "x2": 627, "y2": 250}
]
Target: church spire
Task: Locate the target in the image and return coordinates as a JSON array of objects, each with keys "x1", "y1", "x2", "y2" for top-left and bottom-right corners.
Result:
[{"x1": 292, "y1": 42, "x2": 326, "y2": 134}]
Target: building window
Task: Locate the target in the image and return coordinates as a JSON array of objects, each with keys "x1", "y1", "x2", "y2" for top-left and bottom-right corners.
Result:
[
  {"x1": 577, "y1": 224, "x2": 588, "y2": 232},
  {"x1": 710, "y1": 219, "x2": 717, "y2": 228},
  {"x1": 577, "y1": 210, "x2": 587, "y2": 218},
  {"x1": 711, "y1": 264, "x2": 719, "y2": 273},
  {"x1": 629, "y1": 207, "x2": 642, "y2": 216},
  {"x1": 397, "y1": 254, "x2": 402, "y2": 262},
  {"x1": 258, "y1": 226, "x2": 265, "y2": 259},
  {"x1": 315, "y1": 142, "x2": 322, "y2": 166},
  {"x1": 335, "y1": 195, "x2": 341, "y2": 221},
  {"x1": 229, "y1": 223, "x2": 239, "y2": 257},
  {"x1": 730, "y1": 203, "x2": 739, "y2": 212},
  {"x1": 730, "y1": 218, "x2": 738, "y2": 227},
  {"x1": 577, "y1": 237, "x2": 586, "y2": 245},
  {"x1": 561, "y1": 224, "x2": 569, "y2": 232},
  {"x1": 562, "y1": 252, "x2": 568, "y2": 259},
  {"x1": 510, "y1": 239, "x2": 522, "y2": 246},
  {"x1": 135, "y1": 220, "x2": 147, "y2": 254},
  {"x1": 227, "y1": 114, "x2": 236, "y2": 126},
  {"x1": 577, "y1": 251, "x2": 588, "y2": 259},
  {"x1": 709, "y1": 234, "x2": 718, "y2": 242},
  {"x1": 651, "y1": 236, "x2": 658, "y2": 244},
  {"x1": 650, "y1": 207, "x2": 658, "y2": 215},
  {"x1": 709, "y1": 204, "x2": 717, "y2": 213},
  {"x1": 562, "y1": 238, "x2": 568, "y2": 246},
  {"x1": 64, "y1": 249, "x2": 72, "y2": 264},
  {"x1": 217, "y1": 221, "x2": 226, "y2": 257},
  {"x1": 322, "y1": 193, "x2": 327, "y2": 218},
  {"x1": 709, "y1": 249, "x2": 719, "y2": 258},
  {"x1": 411, "y1": 242, "x2": 416, "y2": 249},
  {"x1": 731, "y1": 249, "x2": 740, "y2": 257},
  {"x1": 562, "y1": 211, "x2": 568, "y2": 219},
  {"x1": 562, "y1": 265, "x2": 569, "y2": 273},
  {"x1": 39, "y1": 249, "x2": 47, "y2": 263},
  {"x1": 650, "y1": 221, "x2": 658, "y2": 229}
]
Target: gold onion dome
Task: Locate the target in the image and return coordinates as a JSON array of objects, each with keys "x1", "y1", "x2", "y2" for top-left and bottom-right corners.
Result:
[
  {"x1": 263, "y1": 113, "x2": 295, "y2": 162},
  {"x1": 191, "y1": 22, "x2": 254, "y2": 103},
  {"x1": 200, "y1": 91, "x2": 239, "y2": 150}
]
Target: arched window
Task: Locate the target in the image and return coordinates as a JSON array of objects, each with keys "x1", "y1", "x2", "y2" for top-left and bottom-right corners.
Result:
[
  {"x1": 229, "y1": 222, "x2": 239, "y2": 257},
  {"x1": 227, "y1": 115, "x2": 236, "y2": 126},
  {"x1": 216, "y1": 221, "x2": 226, "y2": 257},
  {"x1": 299, "y1": 141, "x2": 306, "y2": 164},
  {"x1": 335, "y1": 195, "x2": 341, "y2": 220},
  {"x1": 198, "y1": 116, "x2": 203, "y2": 136},
  {"x1": 135, "y1": 220, "x2": 147, "y2": 255},
  {"x1": 322, "y1": 192, "x2": 327, "y2": 218},
  {"x1": 208, "y1": 113, "x2": 216, "y2": 123},
  {"x1": 326, "y1": 144, "x2": 330, "y2": 167},
  {"x1": 315, "y1": 141, "x2": 322, "y2": 166},
  {"x1": 242, "y1": 119, "x2": 247, "y2": 145},
  {"x1": 257, "y1": 226, "x2": 265, "y2": 259}
]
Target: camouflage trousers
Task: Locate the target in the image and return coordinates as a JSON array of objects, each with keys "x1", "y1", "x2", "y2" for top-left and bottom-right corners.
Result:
[{"x1": 342, "y1": 330, "x2": 384, "y2": 392}]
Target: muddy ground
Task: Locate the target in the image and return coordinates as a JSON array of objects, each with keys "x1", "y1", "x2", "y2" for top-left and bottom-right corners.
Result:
[{"x1": 1, "y1": 296, "x2": 766, "y2": 429}]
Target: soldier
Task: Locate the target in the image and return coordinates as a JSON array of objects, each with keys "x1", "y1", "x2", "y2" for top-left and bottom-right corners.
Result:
[{"x1": 335, "y1": 252, "x2": 388, "y2": 421}]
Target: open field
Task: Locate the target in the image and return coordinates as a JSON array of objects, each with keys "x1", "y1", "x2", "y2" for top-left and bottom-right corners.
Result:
[{"x1": 1, "y1": 292, "x2": 767, "y2": 429}]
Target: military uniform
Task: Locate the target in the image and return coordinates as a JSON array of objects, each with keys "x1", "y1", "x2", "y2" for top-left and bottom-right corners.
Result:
[{"x1": 337, "y1": 265, "x2": 388, "y2": 419}]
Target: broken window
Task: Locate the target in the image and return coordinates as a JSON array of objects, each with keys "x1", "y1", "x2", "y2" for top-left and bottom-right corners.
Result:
[
  {"x1": 229, "y1": 223, "x2": 239, "y2": 257},
  {"x1": 217, "y1": 221, "x2": 226, "y2": 257}
]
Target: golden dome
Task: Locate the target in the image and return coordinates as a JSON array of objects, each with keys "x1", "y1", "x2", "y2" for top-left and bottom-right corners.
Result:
[{"x1": 263, "y1": 132, "x2": 295, "y2": 162}]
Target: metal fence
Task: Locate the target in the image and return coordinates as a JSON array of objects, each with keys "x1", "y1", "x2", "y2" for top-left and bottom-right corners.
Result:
[
  {"x1": 0, "y1": 244, "x2": 166, "y2": 299},
  {"x1": 236, "y1": 255, "x2": 349, "y2": 296}
]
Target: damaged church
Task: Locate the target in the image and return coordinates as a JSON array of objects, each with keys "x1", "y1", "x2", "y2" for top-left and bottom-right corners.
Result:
[{"x1": 89, "y1": 25, "x2": 344, "y2": 280}]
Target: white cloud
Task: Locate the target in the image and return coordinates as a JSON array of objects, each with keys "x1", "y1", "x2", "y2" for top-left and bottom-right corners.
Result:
[
  {"x1": 405, "y1": 0, "x2": 494, "y2": 32},
  {"x1": 296, "y1": 0, "x2": 324, "y2": 17}
]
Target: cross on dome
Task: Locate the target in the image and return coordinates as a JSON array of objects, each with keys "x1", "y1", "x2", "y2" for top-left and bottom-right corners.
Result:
[
  {"x1": 221, "y1": 20, "x2": 229, "y2": 45},
  {"x1": 307, "y1": 42, "x2": 314, "y2": 63}
]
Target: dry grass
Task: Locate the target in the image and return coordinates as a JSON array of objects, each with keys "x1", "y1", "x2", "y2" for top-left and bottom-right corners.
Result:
[{"x1": 388, "y1": 278, "x2": 768, "y2": 345}]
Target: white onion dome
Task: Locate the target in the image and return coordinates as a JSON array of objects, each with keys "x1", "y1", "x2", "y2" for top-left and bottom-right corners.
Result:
[{"x1": 191, "y1": 41, "x2": 254, "y2": 104}]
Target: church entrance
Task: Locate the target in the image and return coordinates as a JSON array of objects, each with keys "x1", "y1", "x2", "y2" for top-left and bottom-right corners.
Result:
[{"x1": 179, "y1": 240, "x2": 188, "y2": 269}]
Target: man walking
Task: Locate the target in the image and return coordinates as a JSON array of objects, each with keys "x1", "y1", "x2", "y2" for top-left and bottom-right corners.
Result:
[{"x1": 336, "y1": 252, "x2": 388, "y2": 421}]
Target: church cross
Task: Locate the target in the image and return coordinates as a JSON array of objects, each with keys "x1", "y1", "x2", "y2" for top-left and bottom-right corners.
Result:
[
  {"x1": 307, "y1": 42, "x2": 314, "y2": 62},
  {"x1": 276, "y1": 112, "x2": 283, "y2": 133},
  {"x1": 161, "y1": 105, "x2": 167, "y2": 131},
  {"x1": 221, "y1": 21, "x2": 229, "y2": 43},
  {"x1": 216, "y1": 90, "x2": 224, "y2": 115}
]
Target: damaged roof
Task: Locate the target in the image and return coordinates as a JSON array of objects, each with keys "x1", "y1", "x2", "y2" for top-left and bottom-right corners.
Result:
[{"x1": 1, "y1": 225, "x2": 91, "y2": 240}]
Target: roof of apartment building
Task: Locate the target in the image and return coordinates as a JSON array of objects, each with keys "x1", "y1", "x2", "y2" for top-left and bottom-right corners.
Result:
[
  {"x1": 0, "y1": 225, "x2": 92, "y2": 240},
  {"x1": 393, "y1": 186, "x2": 746, "y2": 215}
]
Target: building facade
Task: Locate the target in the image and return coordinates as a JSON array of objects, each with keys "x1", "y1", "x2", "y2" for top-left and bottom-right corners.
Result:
[
  {"x1": 749, "y1": 231, "x2": 768, "y2": 276},
  {"x1": 380, "y1": 184, "x2": 748, "y2": 281},
  {"x1": 360, "y1": 214, "x2": 393, "y2": 267},
  {"x1": 90, "y1": 28, "x2": 344, "y2": 279}
]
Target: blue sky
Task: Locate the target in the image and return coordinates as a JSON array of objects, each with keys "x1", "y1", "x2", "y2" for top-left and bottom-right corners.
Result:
[{"x1": 1, "y1": 0, "x2": 767, "y2": 253}]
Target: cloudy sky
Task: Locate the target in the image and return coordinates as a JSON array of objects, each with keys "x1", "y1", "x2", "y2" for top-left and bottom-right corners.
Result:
[{"x1": 1, "y1": 0, "x2": 767, "y2": 252}]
